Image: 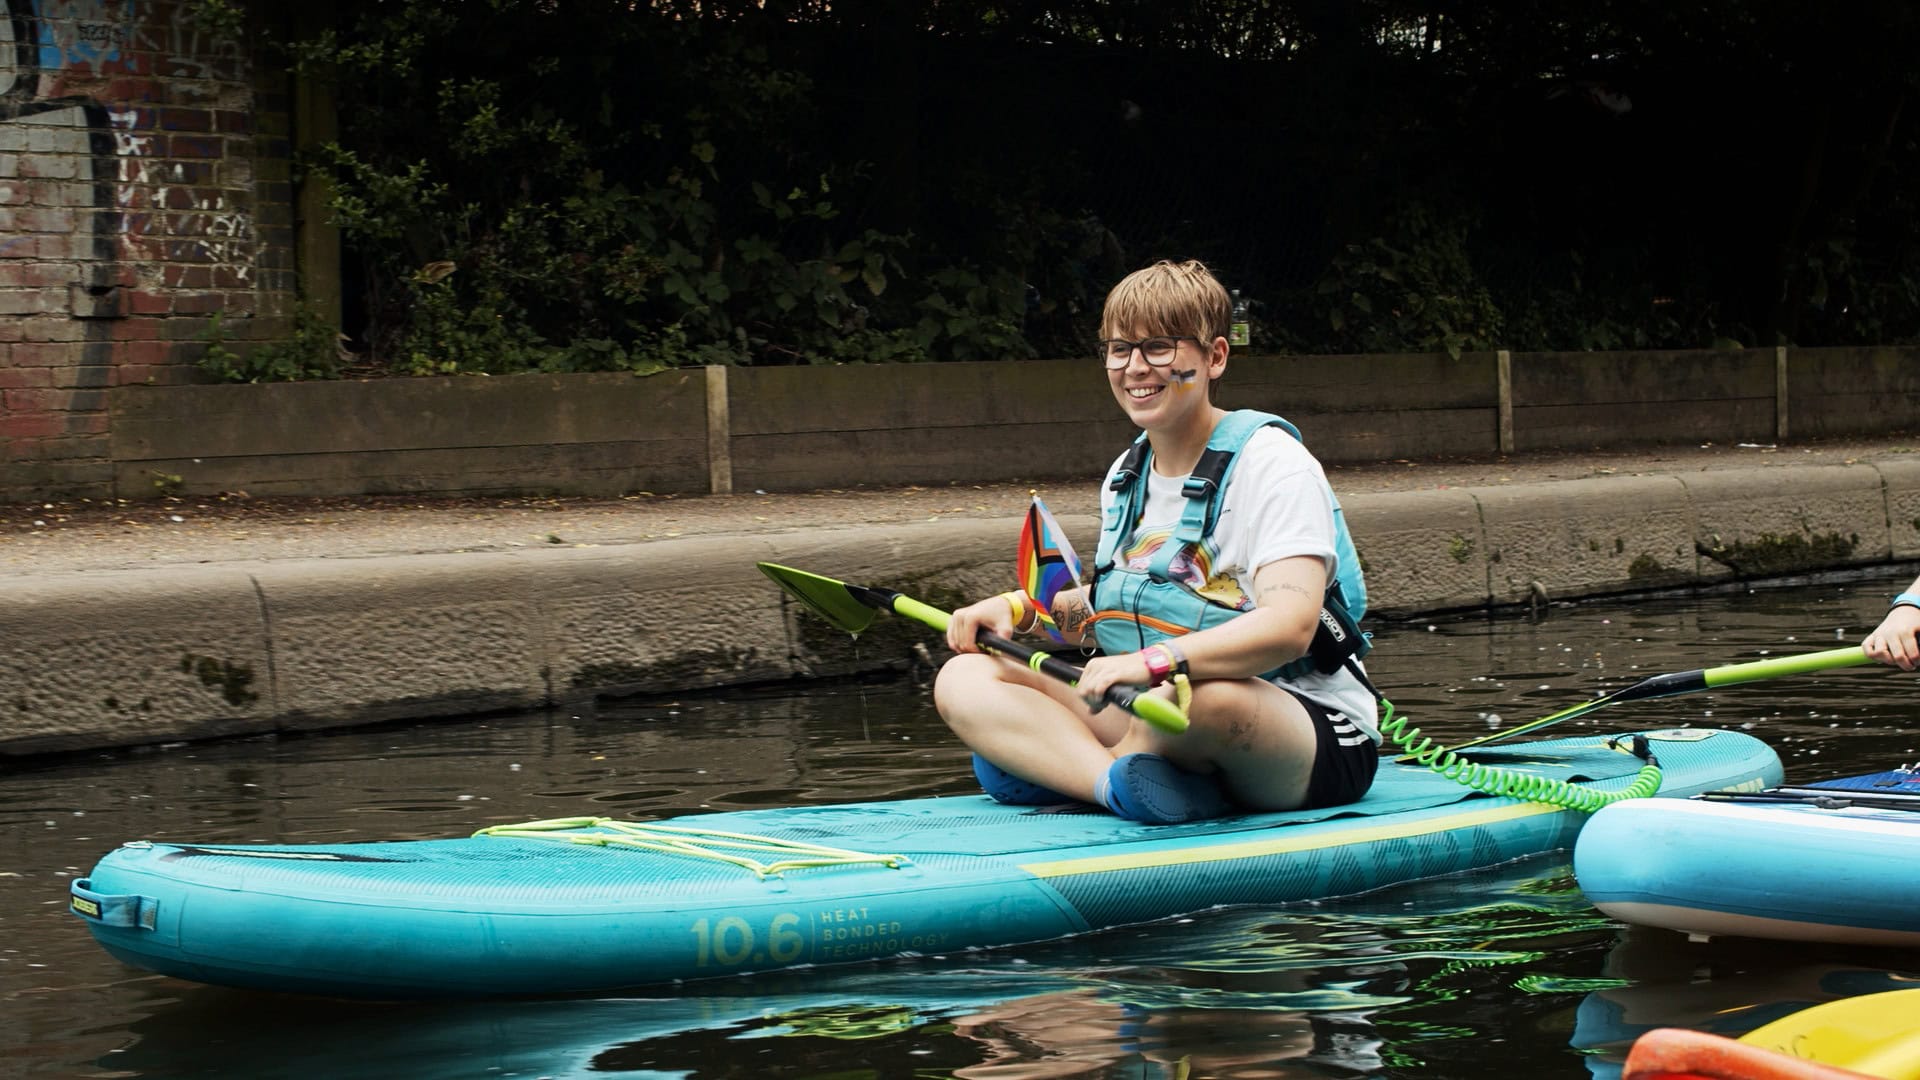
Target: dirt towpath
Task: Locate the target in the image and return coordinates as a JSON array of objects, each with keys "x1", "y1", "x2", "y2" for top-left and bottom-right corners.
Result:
[{"x1": 8, "y1": 435, "x2": 1916, "y2": 577}]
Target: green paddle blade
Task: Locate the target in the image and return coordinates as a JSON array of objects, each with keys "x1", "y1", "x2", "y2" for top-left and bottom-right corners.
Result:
[{"x1": 757, "y1": 562, "x2": 883, "y2": 634}]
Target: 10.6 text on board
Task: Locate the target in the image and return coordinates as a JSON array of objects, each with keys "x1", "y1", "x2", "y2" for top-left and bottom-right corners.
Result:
[{"x1": 689, "y1": 906, "x2": 949, "y2": 968}]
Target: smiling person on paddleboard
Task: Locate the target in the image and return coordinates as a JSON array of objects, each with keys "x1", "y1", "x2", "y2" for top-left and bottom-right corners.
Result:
[{"x1": 936, "y1": 259, "x2": 1383, "y2": 824}]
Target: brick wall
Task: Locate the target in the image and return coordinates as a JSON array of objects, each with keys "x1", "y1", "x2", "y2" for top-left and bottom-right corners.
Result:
[{"x1": 0, "y1": 0, "x2": 295, "y2": 500}]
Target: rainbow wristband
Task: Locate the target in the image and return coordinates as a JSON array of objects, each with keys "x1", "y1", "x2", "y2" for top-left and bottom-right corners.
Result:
[{"x1": 1893, "y1": 592, "x2": 1920, "y2": 611}]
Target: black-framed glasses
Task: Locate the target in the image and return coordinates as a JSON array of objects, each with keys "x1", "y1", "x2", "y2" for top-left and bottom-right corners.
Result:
[{"x1": 1098, "y1": 336, "x2": 1202, "y2": 370}]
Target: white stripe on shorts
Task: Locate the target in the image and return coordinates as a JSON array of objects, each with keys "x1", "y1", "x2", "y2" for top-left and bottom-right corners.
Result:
[{"x1": 1328, "y1": 716, "x2": 1371, "y2": 747}]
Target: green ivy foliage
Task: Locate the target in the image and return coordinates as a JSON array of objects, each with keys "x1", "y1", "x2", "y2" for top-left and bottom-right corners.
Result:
[
  {"x1": 202, "y1": 1, "x2": 1920, "y2": 381},
  {"x1": 197, "y1": 309, "x2": 340, "y2": 383},
  {"x1": 1310, "y1": 205, "x2": 1504, "y2": 360},
  {"x1": 258, "y1": 2, "x2": 1084, "y2": 377}
]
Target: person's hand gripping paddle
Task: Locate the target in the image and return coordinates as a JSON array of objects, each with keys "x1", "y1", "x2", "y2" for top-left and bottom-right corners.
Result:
[{"x1": 757, "y1": 562, "x2": 1188, "y2": 734}]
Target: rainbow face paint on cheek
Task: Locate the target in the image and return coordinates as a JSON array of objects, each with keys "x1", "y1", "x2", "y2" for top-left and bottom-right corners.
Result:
[{"x1": 1169, "y1": 368, "x2": 1200, "y2": 387}]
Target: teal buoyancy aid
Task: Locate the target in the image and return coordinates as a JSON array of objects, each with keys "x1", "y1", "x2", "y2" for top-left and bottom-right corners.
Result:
[{"x1": 1089, "y1": 410, "x2": 1371, "y2": 681}]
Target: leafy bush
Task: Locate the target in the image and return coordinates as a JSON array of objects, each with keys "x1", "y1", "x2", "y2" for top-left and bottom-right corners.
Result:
[
  {"x1": 1311, "y1": 205, "x2": 1503, "y2": 359},
  {"x1": 195, "y1": 0, "x2": 1920, "y2": 382},
  {"x1": 197, "y1": 308, "x2": 339, "y2": 383},
  {"x1": 263, "y1": 2, "x2": 1092, "y2": 377}
]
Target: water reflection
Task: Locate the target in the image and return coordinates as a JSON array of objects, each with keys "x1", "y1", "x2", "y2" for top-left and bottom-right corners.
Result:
[{"x1": 5, "y1": 575, "x2": 1920, "y2": 1078}]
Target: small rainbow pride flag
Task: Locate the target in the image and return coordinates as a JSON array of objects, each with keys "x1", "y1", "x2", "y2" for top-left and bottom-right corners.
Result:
[{"x1": 1016, "y1": 494, "x2": 1086, "y2": 642}]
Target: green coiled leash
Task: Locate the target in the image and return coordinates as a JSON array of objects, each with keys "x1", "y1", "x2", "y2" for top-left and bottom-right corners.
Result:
[{"x1": 1377, "y1": 698, "x2": 1663, "y2": 812}]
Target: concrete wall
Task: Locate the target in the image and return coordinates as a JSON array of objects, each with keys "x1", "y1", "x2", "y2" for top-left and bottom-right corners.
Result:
[
  {"x1": 1789, "y1": 346, "x2": 1920, "y2": 438},
  {"x1": 1508, "y1": 349, "x2": 1776, "y2": 451},
  {"x1": 109, "y1": 370, "x2": 710, "y2": 497},
  {"x1": 9, "y1": 454, "x2": 1920, "y2": 755},
  {"x1": 57, "y1": 345, "x2": 1918, "y2": 503},
  {"x1": 728, "y1": 360, "x2": 1131, "y2": 491},
  {"x1": 0, "y1": 0, "x2": 299, "y2": 496},
  {"x1": 1219, "y1": 352, "x2": 1499, "y2": 461}
]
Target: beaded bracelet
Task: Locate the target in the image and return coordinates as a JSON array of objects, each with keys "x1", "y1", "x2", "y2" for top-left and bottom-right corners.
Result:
[{"x1": 1893, "y1": 592, "x2": 1920, "y2": 612}]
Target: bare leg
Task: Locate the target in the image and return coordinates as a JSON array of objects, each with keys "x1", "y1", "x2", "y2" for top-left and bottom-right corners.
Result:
[
  {"x1": 1113, "y1": 678, "x2": 1323, "y2": 811},
  {"x1": 933, "y1": 653, "x2": 1128, "y2": 804},
  {"x1": 939, "y1": 652, "x2": 1330, "y2": 812}
]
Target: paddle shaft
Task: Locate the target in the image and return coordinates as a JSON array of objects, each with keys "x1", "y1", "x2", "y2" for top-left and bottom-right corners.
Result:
[
  {"x1": 1426, "y1": 645, "x2": 1873, "y2": 758},
  {"x1": 1697, "y1": 790, "x2": 1920, "y2": 812},
  {"x1": 886, "y1": 592, "x2": 1188, "y2": 733},
  {"x1": 1702, "y1": 646, "x2": 1875, "y2": 687},
  {"x1": 761, "y1": 571, "x2": 1187, "y2": 734}
]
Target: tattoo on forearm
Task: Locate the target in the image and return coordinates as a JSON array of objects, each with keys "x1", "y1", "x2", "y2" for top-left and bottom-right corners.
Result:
[{"x1": 1057, "y1": 595, "x2": 1090, "y2": 634}]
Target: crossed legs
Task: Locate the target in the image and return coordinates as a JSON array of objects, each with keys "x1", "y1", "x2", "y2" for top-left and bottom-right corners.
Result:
[{"x1": 933, "y1": 652, "x2": 1324, "y2": 812}]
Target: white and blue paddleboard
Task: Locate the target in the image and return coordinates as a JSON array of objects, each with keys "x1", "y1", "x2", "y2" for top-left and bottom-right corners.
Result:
[
  {"x1": 71, "y1": 727, "x2": 1777, "y2": 999},
  {"x1": 1575, "y1": 766, "x2": 1920, "y2": 947}
]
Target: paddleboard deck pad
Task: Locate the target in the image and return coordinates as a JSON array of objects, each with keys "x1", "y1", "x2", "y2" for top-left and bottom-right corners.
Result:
[
  {"x1": 73, "y1": 728, "x2": 1777, "y2": 999},
  {"x1": 1575, "y1": 765, "x2": 1920, "y2": 947}
]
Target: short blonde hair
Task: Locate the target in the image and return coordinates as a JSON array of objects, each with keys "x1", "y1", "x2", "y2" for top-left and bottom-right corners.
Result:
[{"x1": 1100, "y1": 259, "x2": 1232, "y2": 343}]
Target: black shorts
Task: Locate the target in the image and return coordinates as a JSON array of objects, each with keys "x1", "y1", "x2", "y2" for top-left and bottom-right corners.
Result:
[{"x1": 1289, "y1": 690, "x2": 1379, "y2": 810}]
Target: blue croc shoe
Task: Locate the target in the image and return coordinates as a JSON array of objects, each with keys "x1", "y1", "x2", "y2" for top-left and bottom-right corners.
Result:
[
  {"x1": 973, "y1": 754, "x2": 1073, "y2": 806},
  {"x1": 1099, "y1": 754, "x2": 1234, "y2": 824}
]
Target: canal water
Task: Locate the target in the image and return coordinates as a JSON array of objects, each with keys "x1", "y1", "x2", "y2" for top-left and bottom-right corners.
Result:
[{"x1": 5, "y1": 574, "x2": 1918, "y2": 1079}]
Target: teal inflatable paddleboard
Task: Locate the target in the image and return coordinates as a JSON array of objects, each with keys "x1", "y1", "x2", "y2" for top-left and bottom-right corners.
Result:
[
  {"x1": 1575, "y1": 766, "x2": 1920, "y2": 947},
  {"x1": 71, "y1": 727, "x2": 1778, "y2": 999}
]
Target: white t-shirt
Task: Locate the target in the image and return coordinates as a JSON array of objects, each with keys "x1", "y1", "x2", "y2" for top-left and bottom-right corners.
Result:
[{"x1": 1100, "y1": 424, "x2": 1380, "y2": 740}]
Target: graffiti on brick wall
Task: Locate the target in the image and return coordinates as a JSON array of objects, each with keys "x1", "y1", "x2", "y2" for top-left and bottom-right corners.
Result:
[
  {"x1": 108, "y1": 101, "x2": 255, "y2": 287},
  {"x1": 1, "y1": 0, "x2": 256, "y2": 296},
  {"x1": 128, "y1": 1, "x2": 241, "y2": 82},
  {"x1": 1, "y1": 0, "x2": 253, "y2": 480},
  {"x1": 2, "y1": 6, "x2": 118, "y2": 312},
  {"x1": 32, "y1": 0, "x2": 133, "y2": 80}
]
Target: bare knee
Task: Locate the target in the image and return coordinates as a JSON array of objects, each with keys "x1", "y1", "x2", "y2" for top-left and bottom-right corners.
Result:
[
  {"x1": 933, "y1": 652, "x2": 1002, "y2": 704},
  {"x1": 1181, "y1": 679, "x2": 1260, "y2": 744},
  {"x1": 932, "y1": 652, "x2": 1015, "y2": 733},
  {"x1": 1181, "y1": 679, "x2": 1316, "y2": 758}
]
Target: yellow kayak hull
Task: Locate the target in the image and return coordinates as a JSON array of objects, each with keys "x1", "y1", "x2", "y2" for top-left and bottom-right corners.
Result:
[{"x1": 1626, "y1": 988, "x2": 1920, "y2": 1080}]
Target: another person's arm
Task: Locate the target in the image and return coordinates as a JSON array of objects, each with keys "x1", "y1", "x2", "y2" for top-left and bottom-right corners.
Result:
[{"x1": 1863, "y1": 577, "x2": 1920, "y2": 671}]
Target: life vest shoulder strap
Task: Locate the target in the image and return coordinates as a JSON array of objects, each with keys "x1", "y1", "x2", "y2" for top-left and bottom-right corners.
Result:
[{"x1": 1096, "y1": 410, "x2": 1301, "y2": 571}]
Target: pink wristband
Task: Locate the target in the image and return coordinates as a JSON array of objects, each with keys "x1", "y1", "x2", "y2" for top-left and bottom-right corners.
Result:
[{"x1": 1140, "y1": 645, "x2": 1174, "y2": 685}]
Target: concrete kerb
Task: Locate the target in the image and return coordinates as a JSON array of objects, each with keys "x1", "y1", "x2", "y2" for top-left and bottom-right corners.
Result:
[
  {"x1": 1340, "y1": 488, "x2": 1488, "y2": 614},
  {"x1": 1880, "y1": 456, "x2": 1920, "y2": 560},
  {"x1": 253, "y1": 555, "x2": 551, "y2": 730},
  {"x1": 0, "y1": 566, "x2": 275, "y2": 755},
  {"x1": 1471, "y1": 474, "x2": 1696, "y2": 609},
  {"x1": 3, "y1": 462, "x2": 1915, "y2": 756},
  {"x1": 1681, "y1": 466, "x2": 1893, "y2": 581}
]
